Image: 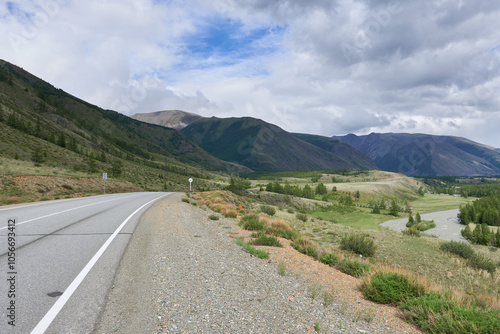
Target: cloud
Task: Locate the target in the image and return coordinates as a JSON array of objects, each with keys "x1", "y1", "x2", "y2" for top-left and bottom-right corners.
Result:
[{"x1": 1, "y1": 0, "x2": 500, "y2": 147}]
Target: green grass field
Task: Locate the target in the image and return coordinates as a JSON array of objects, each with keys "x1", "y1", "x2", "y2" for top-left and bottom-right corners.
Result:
[
  {"x1": 409, "y1": 193, "x2": 474, "y2": 213},
  {"x1": 310, "y1": 207, "x2": 389, "y2": 230}
]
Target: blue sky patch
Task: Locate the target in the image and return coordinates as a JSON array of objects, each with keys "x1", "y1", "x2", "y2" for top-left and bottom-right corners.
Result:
[
  {"x1": 6, "y1": 1, "x2": 31, "y2": 23},
  {"x1": 179, "y1": 15, "x2": 284, "y2": 70}
]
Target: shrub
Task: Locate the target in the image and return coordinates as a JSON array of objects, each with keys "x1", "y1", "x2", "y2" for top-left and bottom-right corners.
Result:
[
  {"x1": 251, "y1": 231, "x2": 282, "y2": 247},
  {"x1": 468, "y1": 253, "x2": 497, "y2": 274},
  {"x1": 296, "y1": 213, "x2": 308, "y2": 222},
  {"x1": 320, "y1": 253, "x2": 339, "y2": 267},
  {"x1": 223, "y1": 210, "x2": 237, "y2": 218},
  {"x1": 362, "y1": 272, "x2": 427, "y2": 305},
  {"x1": 241, "y1": 214, "x2": 265, "y2": 231},
  {"x1": 208, "y1": 214, "x2": 219, "y2": 220},
  {"x1": 415, "y1": 220, "x2": 436, "y2": 231},
  {"x1": 440, "y1": 241, "x2": 475, "y2": 260},
  {"x1": 291, "y1": 235, "x2": 319, "y2": 259},
  {"x1": 400, "y1": 294, "x2": 500, "y2": 334},
  {"x1": 340, "y1": 259, "x2": 369, "y2": 278},
  {"x1": 340, "y1": 232, "x2": 376, "y2": 257},
  {"x1": 266, "y1": 223, "x2": 298, "y2": 240},
  {"x1": 181, "y1": 197, "x2": 190, "y2": 203},
  {"x1": 260, "y1": 204, "x2": 276, "y2": 216},
  {"x1": 402, "y1": 227, "x2": 421, "y2": 237}
]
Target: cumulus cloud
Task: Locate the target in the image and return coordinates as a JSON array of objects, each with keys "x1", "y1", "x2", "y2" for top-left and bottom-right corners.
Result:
[{"x1": 1, "y1": 0, "x2": 500, "y2": 147}]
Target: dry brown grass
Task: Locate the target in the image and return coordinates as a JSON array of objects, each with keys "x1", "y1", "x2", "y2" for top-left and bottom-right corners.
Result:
[
  {"x1": 5, "y1": 196, "x2": 23, "y2": 204},
  {"x1": 195, "y1": 191, "x2": 245, "y2": 219},
  {"x1": 258, "y1": 216, "x2": 292, "y2": 231}
]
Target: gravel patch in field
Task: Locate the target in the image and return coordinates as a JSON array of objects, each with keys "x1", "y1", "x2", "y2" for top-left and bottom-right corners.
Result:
[
  {"x1": 381, "y1": 209, "x2": 468, "y2": 242},
  {"x1": 96, "y1": 193, "x2": 421, "y2": 333}
]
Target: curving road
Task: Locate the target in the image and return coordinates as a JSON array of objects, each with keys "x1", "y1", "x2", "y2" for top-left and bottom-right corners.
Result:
[
  {"x1": 381, "y1": 209, "x2": 468, "y2": 242},
  {"x1": 0, "y1": 192, "x2": 170, "y2": 334}
]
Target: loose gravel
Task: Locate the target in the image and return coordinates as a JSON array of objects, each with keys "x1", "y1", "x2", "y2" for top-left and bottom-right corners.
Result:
[
  {"x1": 96, "y1": 193, "x2": 421, "y2": 333},
  {"x1": 381, "y1": 209, "x2": 468, "y2": 242}
]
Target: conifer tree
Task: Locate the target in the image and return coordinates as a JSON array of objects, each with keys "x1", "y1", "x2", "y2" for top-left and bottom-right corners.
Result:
[
  {"x1": 389, "y1": 200, "x2": 399, "y2": 216},
  {"x1": 461, "y1": 224, "x2": 472, "y2": 240},
  {"x1": 407, "y1": 215, "x2": 415, "y2": 227},
  {"x1": 471, "y1": 224, "x2": 481, "y2": 244}
]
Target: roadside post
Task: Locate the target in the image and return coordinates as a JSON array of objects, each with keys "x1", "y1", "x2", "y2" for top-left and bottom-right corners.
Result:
[
  {"x1": 103, "y1": 173, "x2": 107, "y2": 194},
  {"x1": 188, "y1": 178, "x2": 193, "y2": 193}
]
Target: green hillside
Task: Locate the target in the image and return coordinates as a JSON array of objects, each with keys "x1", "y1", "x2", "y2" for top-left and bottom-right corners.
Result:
[
  {"x1": 0, "y1": 59, "x2": 248, "y2": 193},
  {"x1": 181, "y1": 116, "x2": 376, "y2": 172},
  {"x1": 292, "y1": 133, "x2": 376, "y2": 170}
]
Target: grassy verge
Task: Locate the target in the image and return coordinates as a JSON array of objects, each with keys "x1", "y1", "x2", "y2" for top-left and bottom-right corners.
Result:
[{"x1": 233, "y1": 238, "x2": 269, "y2": 259}]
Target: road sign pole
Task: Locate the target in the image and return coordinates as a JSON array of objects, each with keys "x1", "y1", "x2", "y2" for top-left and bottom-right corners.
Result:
[
  {"x1": 188, "y1": 178, "x2": 193, "y2": 193},
  {"x1": 103, "y1": 173, "x2": 108, "y2": 194}
]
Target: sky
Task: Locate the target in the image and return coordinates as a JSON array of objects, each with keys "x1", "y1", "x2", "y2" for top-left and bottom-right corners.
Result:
[{"x1": 1, "y1": 0, "x2": 500, "y2": 147}]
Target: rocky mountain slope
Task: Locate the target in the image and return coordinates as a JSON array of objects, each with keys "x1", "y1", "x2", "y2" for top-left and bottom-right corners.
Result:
[
  {"x1": 132, "y1": 110, "x2": 202, "y2": 130},
  {"x1": 334, "y1": 133, "x2": 500, "y2": 176}
]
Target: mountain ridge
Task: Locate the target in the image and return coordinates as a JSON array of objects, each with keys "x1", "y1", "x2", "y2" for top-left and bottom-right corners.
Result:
[
  {"x1": 334, "y1": 133, "x2": 500, "y2": 176},
  {"x1": 180, "y1": 116, "x2": 376, "y2": 172}
]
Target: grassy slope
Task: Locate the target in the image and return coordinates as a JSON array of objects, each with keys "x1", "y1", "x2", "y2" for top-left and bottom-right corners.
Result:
[
  {"x1": 194, "y1": 183, "x2": 499, "y2": 320},
  {"x1": 0, "y1": 59, "x2": 246, "y2": 197},
  {"x1": 244, "y1": 171, "x2": 499, "y2": 307}
]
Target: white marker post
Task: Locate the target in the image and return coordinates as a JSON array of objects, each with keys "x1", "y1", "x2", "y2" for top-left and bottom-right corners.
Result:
[
  {"x1": 188, "y1": 178, "x2": 193, "y2": 193},
  {"x1": 103, "y1": 173, "x2": 107, "y2": 194}
]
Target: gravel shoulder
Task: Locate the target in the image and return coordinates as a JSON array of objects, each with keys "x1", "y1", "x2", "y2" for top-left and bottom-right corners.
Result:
[
  {"x1": 95, "y1": 193, "x2": 421, "y2": 333},
  {"x1": 381, "y1": 209, "x2": 468, "y2": 242}
]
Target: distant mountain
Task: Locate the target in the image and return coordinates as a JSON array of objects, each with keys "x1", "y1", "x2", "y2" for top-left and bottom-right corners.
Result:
[
  {"x1": 132, "y1": 110, "x2": 203, "y2": 130},
  {"x1": 292, "y1": 133, "x2": 377, "y2": 170},
  {"x1": 333, "y1": 133, "x2": 500, "y2": 176},
  {"x1": 180, "y1": 116, "x2": 375, "y2": 171},
  {"x1": 0, "y1": 59, "x2": 249, "y2": 190}
]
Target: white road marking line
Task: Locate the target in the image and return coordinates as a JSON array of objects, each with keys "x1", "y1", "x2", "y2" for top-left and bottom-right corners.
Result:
[
  {"x1": 0, "y1": 193, "x2": 113, "y2": 212},
  {"x1": 30, "y1": 193, "x2": 169, "y2": 334},
  {"x1": 0, "y1": 194, "x2": 139, "y2": 231}
]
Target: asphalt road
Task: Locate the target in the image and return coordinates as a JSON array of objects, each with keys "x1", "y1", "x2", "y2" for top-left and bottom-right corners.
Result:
[{"x1": 0, "y1": 192, "x2": 170, "y2": 334}]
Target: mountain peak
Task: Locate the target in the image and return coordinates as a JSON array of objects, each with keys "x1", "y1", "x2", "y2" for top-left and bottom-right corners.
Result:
[{"x1": 132, "y1": 110, "x2": 203, "y2": 130}]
